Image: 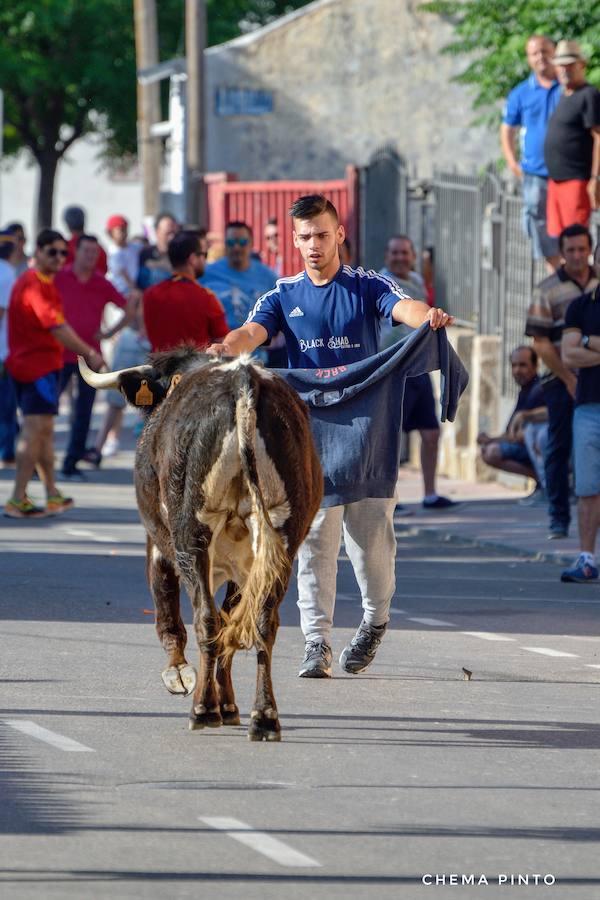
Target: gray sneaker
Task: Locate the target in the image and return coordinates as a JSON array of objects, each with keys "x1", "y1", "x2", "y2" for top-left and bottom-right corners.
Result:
[
  {"x1": 298, "y1": 640, "x2": 332, "y2": 678},
  {"x1": 339, "y1": 620, "x2": 387, "y2": 674}
]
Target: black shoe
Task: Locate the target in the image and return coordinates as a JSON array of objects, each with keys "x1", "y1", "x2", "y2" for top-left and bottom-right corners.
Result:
[
  {"x1": 339, "y1": 620, "x2": 387, "y2": 674},
  {"x1": 82, "y1": 447, "x2": 102, "y2": 467},
  {"x1": 548, "y1": 524, "x2": 569, "y2": 540},
  {"x1": 422, "y1": 495, "x2": 460, "y2": 510},
  {"x1": 298, "y1": 640, "x2": 332, "y2": 678},
  {"x1": 61, "y1": 463, "x2": 87, "y2": 481}
]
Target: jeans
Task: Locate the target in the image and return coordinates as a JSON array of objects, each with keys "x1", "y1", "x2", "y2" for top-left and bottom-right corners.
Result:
[
  {"x1": 542, "y1": 378, "x2": 573, "y2": 528},
  {"x1": 522, "y1": 173, "x2": 559, "y2": 260},
  {"x1": 573, "y1": 404, "x2": 600, "y2": 497},
  {"x1": 59, "y1": 362, "x2": 97, "y2": 467},
  {"x1": 296, "y1": 497, "x2": 397, "y2": 643},
  {"x1": 523, "y1": 421, "x2": 549, "y2": 488},
  {"x1": 0, "y1": 365, "x2": 18, "y2": 461}
]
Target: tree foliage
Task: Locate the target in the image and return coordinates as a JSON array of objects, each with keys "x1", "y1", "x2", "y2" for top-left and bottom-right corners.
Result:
[
  {"x1": 421, "y1": 0, "x2": 600, "y2": 125},
  {"x1": 0, "y1": 1, "x2": 312, "y2": 225}
]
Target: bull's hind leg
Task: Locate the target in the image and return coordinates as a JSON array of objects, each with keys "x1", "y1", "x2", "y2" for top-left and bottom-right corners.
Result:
[
  {"x1": 216, "y1": 582, "x2": 241, "y2": 725},
  {"x1": 148, "y1": 539, "x2": 196, "y2": 696},
  {"x1": 181, "y1": 551, "x2": 223, "y2": 731},
  {"x1": 248, "y1": 593, "x2": 283, "y2": 743}
]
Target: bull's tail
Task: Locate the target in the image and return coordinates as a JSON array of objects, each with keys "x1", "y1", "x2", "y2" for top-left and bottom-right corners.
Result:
[{"x1": 219, "y1": 366, "x2": 290, "y2": 657}]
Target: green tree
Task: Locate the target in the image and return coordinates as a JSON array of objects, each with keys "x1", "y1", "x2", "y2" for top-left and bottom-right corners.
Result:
[
  {"x1": 421, "y1": 0, "x2": 600, "y2": 125},
  {"x1": 0, "y1": 1, "x2": 312, "y2": 229}
]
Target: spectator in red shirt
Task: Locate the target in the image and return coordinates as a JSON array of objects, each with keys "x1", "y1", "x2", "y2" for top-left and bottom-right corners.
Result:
[
  {"x1": 63, "y1": 206, "x2": 108, "y2": 274},
  {"x1": 143, "y1": 230, "x2": 229, "y2": 352},
  {"x1": 56, "y1": 235, "x2": 135, "y2": 479},
  {"x1": 4, "y1": 229, "x2": 103, "y2": 519}
]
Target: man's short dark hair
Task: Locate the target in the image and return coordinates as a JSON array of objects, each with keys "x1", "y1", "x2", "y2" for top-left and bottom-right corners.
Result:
[
  {"x1": 168, "y1": 230, "x2": 201, "y2": 268},
  {"x1": 37, "y1": 228, "x2": 65, "y2": 249},
  {"x1": 289, "y1": 195, "x2": 338, "y2": 223},
  {"x1": 63, "y1": 206, "x2": 85, "y2": 232},
  {"x1": 155, "y1": 211, "x2": 178, "y2": 229},
  {"x1": 512, "y1": 344, "x2": 538, "y2": 367},
  {"x1": 266, "y1": 217, "x2": 277, "y2": 227},
  {"x1": 226, "y1": 220, "x2": 253, "y2": 237},
  {"x1": 5, "y1": 222, "x2": 25, "y2": 237},
  {"x1": 559, "y1": 223, "x2": 592, "y2": 250},
  {"x1": 76, "y1": 233, "x2": 98, "y2": 250}
]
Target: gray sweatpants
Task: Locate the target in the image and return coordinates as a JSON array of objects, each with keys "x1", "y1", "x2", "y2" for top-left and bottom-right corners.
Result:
[{"x1": 296, "y1": 497, "x2": 397, "y2": 643}]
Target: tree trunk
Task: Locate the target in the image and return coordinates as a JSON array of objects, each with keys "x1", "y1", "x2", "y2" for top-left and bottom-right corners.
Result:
[{"x1": 35, "y1": 153, "x2": 60, "y2": 232}]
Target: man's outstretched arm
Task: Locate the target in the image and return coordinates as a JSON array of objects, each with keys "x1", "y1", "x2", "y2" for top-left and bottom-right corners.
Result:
[
  {"x1": 206, "y1": 322, "x2": 269, "y2": 357},
  {"x1": 392, "y1": 298, "x2": 454, "y2": 330}
]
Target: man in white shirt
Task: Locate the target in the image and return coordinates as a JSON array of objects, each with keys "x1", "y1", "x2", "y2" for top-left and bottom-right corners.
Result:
[{"x1": 0, "y1": 231, "x2": 18, "y2": 466}]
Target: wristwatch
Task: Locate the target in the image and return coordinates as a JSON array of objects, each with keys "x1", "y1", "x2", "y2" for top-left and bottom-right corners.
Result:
[{"x1": 582, "y1": 335, "x2": 592, "y2": 349}]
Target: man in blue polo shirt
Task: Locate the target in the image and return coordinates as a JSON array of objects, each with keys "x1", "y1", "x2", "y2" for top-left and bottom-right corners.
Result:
[
  {"x1": 501, "y1": 34, "x2": 561, "y2": 269},
  {"x1": 207, "y1": 194, "x2": 453, "y2": 679}
]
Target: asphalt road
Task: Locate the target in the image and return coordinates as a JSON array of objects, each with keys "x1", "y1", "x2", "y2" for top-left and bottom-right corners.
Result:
[{"x1": 1, "y1": 456, "x2": 600, "y2": 899}]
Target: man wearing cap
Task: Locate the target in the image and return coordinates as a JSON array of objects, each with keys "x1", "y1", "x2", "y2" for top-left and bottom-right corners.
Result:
[
  {"x1": 544, "y1": 40, "x2": 600, "y2": 235},
  {"x1": 501, "y1": 35, "x2": 561, "y2": 270}
]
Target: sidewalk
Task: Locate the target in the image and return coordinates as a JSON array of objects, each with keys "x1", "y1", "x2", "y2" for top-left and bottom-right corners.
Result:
[{"x1": 395, "y1": 467, "x2": 581, "y2": 567}]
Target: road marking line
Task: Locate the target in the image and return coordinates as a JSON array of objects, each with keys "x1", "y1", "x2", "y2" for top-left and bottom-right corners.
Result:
[
  {"x1": 4, "y1": 720, "x2": 95, "y2": 752},
  {"x1": 407, "y1": 617, "x2": 455, "y2": 627},
  {"x1": 462, "y1": 631, "x2": 516, "y2": 642},
  {"x1": 586, "y1": 664, "x2": 600, "y2": 669},
  {"x1": 66, "y1": 528, "x2": 116, "y2": 544},
  {"x1": 390, "y1": 607, "x2": 408, "y2": 614},
  {"x1": 199, "y1": 817, "x2": 320, "y2": 868},
  {"x1": 520, "y1": 647, "x2": 579, "y2": 658}
]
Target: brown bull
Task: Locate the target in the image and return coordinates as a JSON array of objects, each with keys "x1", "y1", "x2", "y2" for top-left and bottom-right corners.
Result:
[{"x1": 80, "y1": 347, "x2": 322, "y2": 741}]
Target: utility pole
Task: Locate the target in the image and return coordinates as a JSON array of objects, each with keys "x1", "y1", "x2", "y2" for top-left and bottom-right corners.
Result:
[
  {"x1": 134, "y1": 0, "x2": 161, "y2": 219},
  {"x1": 185, "y1": 0, "x2": 206, "y2": 225}
]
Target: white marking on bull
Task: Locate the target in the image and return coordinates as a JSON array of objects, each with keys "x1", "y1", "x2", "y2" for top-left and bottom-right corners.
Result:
[
  {"x1": 151, "y1": 545, "x2": 163, "y2": 563},
  {"x1": 195, "y1": 421, "x2": 290, "y2": 594}
]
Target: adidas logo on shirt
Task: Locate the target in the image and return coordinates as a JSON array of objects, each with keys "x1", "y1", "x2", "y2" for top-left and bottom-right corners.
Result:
[{"x1": 289, "y1": 306, "x2": 304, "y2": 317}]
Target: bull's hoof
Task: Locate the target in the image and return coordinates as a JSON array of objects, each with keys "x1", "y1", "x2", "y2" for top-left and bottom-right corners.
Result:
[
  {"x1": 189, "y1": 705, "x2": 223, "y2": 730},
  {"x1": 221, "y1": 703, "x2": 241, "y2": 726},
  {"x1": 248, "y1": 709, "x2": 281, "y2": 742},
  {"x1": 162, "y1": 664, "x2": 197, "y2": 696}
]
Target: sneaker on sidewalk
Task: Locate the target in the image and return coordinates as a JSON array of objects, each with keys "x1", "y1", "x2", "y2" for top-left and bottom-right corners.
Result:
[
  {"x1": 518, "y1": 486, "x2": 547, "y2": 507},
  {"x1": 422, "y1": 495, "x2": 460, "y2": 510},
  {"x1": 339, "y1": 620, "x2": 387, "y2": 674},
  {"x1": 102, "y1": 438, "x2": 120, "y2": 458},
  {"x1": 548, "y1": 523, "x2": 569, "y2": 540},
  {"x1": 298, "y1": 640, "x2": 332, "y2": 678},
  {"x1": 4, "y1": 497, "x2": 47, "y2": 519},
  {"x1": 46, "y1": 494, "x2": 74, "y2": 516},
  {"x1": 561, "y1": 555, "x2": 599, "y2": 584},
  {"x1": 82, "y1": 447, "x2": 102, "y2": 467}
]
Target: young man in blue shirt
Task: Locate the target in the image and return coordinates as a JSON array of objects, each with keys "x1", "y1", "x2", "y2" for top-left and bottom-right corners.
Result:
[
  {"x1": 208, "y1": 195, "x2": 453, "y2": 678},
  {"x1": 501, "y1": 35, "x2": 561, "y2": 270}
]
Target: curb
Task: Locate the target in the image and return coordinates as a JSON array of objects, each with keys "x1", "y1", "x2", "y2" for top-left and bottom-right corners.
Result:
[{"x1": 394, "y1": 520, "x2": 574, "y2": 566}]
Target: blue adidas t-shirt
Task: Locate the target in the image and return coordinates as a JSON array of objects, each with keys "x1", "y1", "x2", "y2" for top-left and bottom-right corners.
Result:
[
  {"x1": 201, "y1": 257, "x2": 277, "y2": 329},
  {"x1": 246, "y1": 265, "x2": 411, "y2": 368},
  {"x1": 503, "y1": 74, "x2": 561, "y2": 177}
]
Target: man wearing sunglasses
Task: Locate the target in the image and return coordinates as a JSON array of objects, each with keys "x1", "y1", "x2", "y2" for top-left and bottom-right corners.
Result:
[
  {"x1": 4, "y1": 229, "x2": 103, "y2": 518},
  {"x1": 201, "y1": 220, "x2": 278, "y2": 340}
]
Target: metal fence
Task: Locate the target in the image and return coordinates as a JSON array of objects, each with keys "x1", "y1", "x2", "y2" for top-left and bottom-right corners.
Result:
[{"x1": 432, "y1": 169, "x2": 600, "y2": 397}]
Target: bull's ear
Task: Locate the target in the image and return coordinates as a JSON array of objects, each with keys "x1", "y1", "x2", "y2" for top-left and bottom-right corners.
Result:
[{"x1": 118, "y1": 372, "x2": 167, "y2": 410}]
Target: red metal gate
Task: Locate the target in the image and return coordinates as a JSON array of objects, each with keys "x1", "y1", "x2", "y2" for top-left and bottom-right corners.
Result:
[{"x1": 205, "y1": 167, "x2": 359, "y2": 277}]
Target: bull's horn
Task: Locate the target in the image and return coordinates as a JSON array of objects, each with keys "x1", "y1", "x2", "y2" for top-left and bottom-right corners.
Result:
[{"x1": 77, "y1": 356, "x2": 153, "y2": 390}]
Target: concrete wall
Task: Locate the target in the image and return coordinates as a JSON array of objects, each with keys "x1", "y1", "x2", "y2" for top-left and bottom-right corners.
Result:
[{"x1": 205, "y1": 0, "x2": 498, "y2": 181}]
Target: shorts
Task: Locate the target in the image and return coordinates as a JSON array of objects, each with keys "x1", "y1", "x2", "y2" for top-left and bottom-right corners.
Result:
[
  {"x1": 547, "y1": 179, "x2": 591, "y2": 237},
  {"x1": 402, "y1": 373, "x2": 439, "y2": 433},
  {"x1": 522, "y1": 173, "x2": 559, "y2": 260},
  {"x1": 106, "y1": 327, "x2": 151, "y2": 410},
  {"x1": 573, "y1": 403, "x2": 600, "y2": 497},
  {"x1": 13, "y1": 370, "x2": 60, "y2": 416},
  {"x1": 497, "y1": 440, "x2": 532, "y2": 466}
]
